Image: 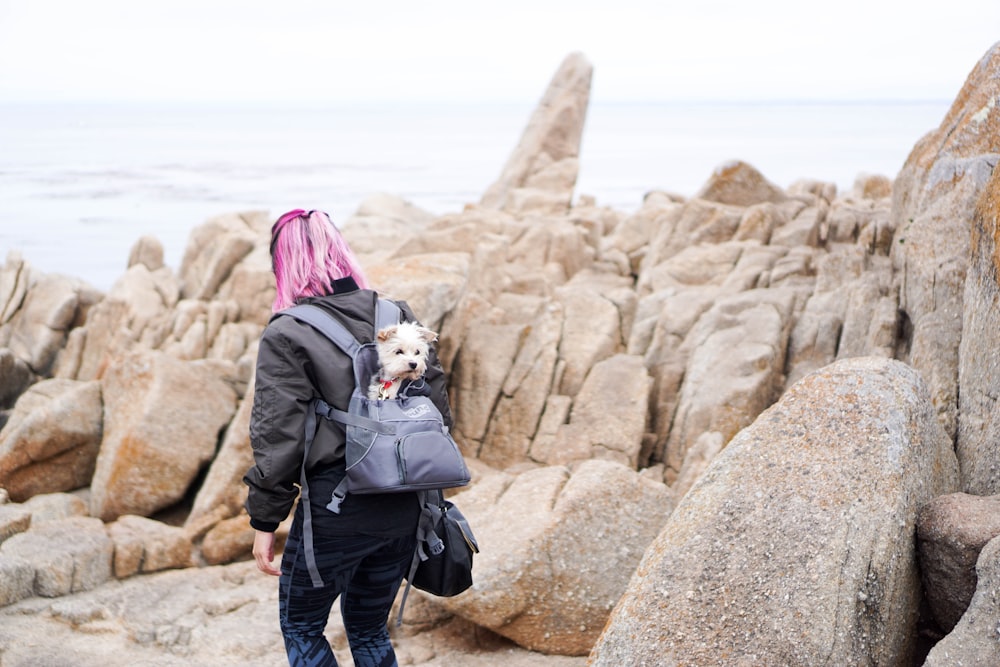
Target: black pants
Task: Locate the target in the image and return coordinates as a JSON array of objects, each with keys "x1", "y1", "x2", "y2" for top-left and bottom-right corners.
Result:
[{"x1": 279, "y1": 511, "x2": 416, "y2": 667}]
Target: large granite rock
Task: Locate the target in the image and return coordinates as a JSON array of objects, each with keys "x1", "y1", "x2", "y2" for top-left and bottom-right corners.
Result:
[
  {"x1": 890, "y1": 40, "x2": 1000, "y2": 441},
  {"x1": 590, "y1": 357, "x2": 959, "y2": 666},
  {"x1": 0, "y1": 378, "x2": 103, "y2": 501},
  {"x1": 90, "y1": 349, "x2": 237, "y2": 521},
  {"x1": 923, "y1": 534, "x2": 1000, "y2": 667},
  {"x1": 438, "y1": 460, "x2": 674, "y2": 656},
  {"x1": 481, "y1": 52, "x2": 592, "y2": 215},
  {"x1": 917, "y1": 492, "x2": 1000, "y2": 633},
  {"x1": 0, "y1": 516, "x2": 113, "y2": 598},
  {"x1": 958, "y1": 161, "x2": 1000, "y2": 494}
]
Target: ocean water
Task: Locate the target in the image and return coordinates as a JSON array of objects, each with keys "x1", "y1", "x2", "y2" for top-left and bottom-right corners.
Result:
[{"x1": 0, "y1": 100, "x2": 950, "y2": 291}]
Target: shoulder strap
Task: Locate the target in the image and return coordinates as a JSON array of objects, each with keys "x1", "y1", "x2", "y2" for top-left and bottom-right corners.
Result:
[
  {"x1": 280, "y1": 304, "x2": 360, "y2": 356},
  {"x1": 375, "y1": 298, "x2": 402, "y2": 333}
]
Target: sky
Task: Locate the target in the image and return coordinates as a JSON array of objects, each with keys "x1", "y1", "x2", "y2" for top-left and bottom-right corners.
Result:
[{"x1": 1, "y1": 0, "x2": 999, "y2": 105}]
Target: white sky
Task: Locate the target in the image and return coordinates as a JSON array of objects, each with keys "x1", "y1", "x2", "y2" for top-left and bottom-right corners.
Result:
[{"x1": 1, "y1": 0, "x2": 999, "y2": 104}]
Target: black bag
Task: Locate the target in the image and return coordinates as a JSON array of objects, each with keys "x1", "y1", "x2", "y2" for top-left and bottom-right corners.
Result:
[{"x1": 396, "y1": 490, "x2": 479, "y2": 625}]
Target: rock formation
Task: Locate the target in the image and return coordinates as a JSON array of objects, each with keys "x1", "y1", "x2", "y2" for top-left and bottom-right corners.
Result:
[{"x1": 1, "y1": 42, "x2": 1000, "y2": 666}]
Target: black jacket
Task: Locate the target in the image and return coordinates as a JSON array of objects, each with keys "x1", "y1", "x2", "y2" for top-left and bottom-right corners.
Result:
[{"x1": 243, "y1": 278, "x2": 453, "y2": 534}]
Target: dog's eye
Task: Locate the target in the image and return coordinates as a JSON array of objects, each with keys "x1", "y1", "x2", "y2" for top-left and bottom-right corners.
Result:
[{"x1": 395, "y1": 349, "x2": 404, "y2": 355}]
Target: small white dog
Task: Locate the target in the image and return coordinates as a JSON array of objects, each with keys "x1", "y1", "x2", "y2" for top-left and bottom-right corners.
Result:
[{"x1": 368, "y1": 321, "x2": 438, "y2": 400}]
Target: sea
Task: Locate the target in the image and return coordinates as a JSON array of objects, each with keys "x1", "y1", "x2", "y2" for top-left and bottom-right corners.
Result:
[{"x1": 0, "y1": 99, "x2": 950, "y2": 291}]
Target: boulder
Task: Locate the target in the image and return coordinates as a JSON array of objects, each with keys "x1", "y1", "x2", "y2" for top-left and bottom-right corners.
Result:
[
  {"x1": 187, "y1": 374, "x2": 256, "y2": 528},
  {"x1": 0, "y1": 516, "x2": 113, "y2": 598},
  {"x1": 0, "y1": 503, "x2": 31, "y2": 545},
  {"x1": 694, "y1": 160, "x2": 787, "y2": 207},
  {"x1": 590, "y1": 357, "x2": 959, "y2": 666},
  {"x1": 90, "y1": 349, "x2": 237, "y2": 521},
  {"x1": 535, "y1": 354, "x2": 650, "y2": 468},
  {"x1": 20, "y1": 491, "x2": 89, "y2": 524},
  {"x1": 0, "y1": 250, "x2": 31, "y2": 327},
  {"x1": 553, "y1": 279, "x2": 625, "y2": 396},
  {"x1": 481, "y1": 52, "x2": 592, "y2": 215},
  {"x1": 890, "y1": 40, "x2": 1000, "y2": 440},
  {"x1": 177, "y1": 211, "x2": 261, "y2": 301},
  {"x1": 439, "y1": 460, "x2": 674, "y2": 656},
  {"x1": 107, "y1": 514, "x2": 193, "y2": 578},
  {"x1": 0, "y1": 560, "x2": 287, "y2": 665},
  {"x1": 923, "y1": 534, "x2": 1000, "y2": 667},
  {"x1": 4, "y1": 273, "x2": 91, "y2": 375},
  {"x1": 957, "y1": 163, "x2": 1000, "y2": 494},
  {"x1": 201, "y1": 514, "x2": 255, "y2": 565},
  {"x1": 0, "y1": 378, "x2": 103, "y2": 501},
  {"x1": 340, "y1": 192, "x2": 436, "y2": 260},
  {"x1": 126, "y1": 235, "x2": 165, "y2": 272},
  {"x1": 367, "y1": 252, "x2": 471, "y2": 334},
  {"x1": 916, "y1": 492, "x2": 1000, "y2": 632},
  {"x1": 70, "y1": 261, "x2": 181, "y2": 382},
  {"x1": 0, "y1": 347, "x2": 35, "y2": 409},
  {"x1": 663, "y1": 288, "x2": 795, "y2": 479},
  {"x1": 477, "y1": 298, "x2": 562, "y2": 468}
]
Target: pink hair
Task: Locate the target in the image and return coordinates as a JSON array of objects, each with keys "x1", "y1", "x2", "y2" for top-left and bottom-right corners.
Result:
[{"x1": 269, "y1": 209, "x2": 370, "y2": 312}]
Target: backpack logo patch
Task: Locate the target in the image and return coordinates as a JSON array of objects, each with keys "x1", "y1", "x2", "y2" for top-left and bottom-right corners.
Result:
[{"x1": 404, "y1": 404, "x2": 433, "y2": 419}]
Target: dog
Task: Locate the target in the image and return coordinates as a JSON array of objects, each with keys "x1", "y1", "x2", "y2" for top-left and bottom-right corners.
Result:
[{"x1": 368, "y1": 321, "x2": 438, "y2": 400}]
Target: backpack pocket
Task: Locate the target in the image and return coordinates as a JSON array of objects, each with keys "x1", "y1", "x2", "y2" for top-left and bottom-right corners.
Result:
[{"x1": 396, "y1": 431, "x2": 470, "y2": 490}]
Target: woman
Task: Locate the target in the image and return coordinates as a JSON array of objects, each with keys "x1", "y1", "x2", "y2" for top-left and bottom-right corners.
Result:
[{"x1": 244, "y1": 209, "x2": 452, "y2": 667}]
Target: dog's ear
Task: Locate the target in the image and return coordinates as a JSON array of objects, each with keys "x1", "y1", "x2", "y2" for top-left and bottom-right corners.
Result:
[
  {"x1": 416, "y1": 326, "x2": 438, "y2": 343},
  {"x1": 376, "y1": 325, "x2": 398, "y2": 343}
]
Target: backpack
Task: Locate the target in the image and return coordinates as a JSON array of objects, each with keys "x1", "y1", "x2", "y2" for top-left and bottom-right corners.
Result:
[
  {"x1": 277, "y1": 299, "x2": 470, "y2": 509},
  {"x1": 275, "y1": 299, "x2": 472, "y2": 588}
]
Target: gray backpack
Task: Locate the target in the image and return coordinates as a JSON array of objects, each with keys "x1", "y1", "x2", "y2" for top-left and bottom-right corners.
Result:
[
  {"x1": 278, "y1": 300, "x2": 470, "y2": 511},
  {"x1": 276, "y1": 299, "x2": 471, "y2": 588}
]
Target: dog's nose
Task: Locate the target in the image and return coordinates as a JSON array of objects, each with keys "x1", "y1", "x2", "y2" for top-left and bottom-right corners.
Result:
[{"x1": 408, "y1": 361, "x2": 418, "y2": 370}]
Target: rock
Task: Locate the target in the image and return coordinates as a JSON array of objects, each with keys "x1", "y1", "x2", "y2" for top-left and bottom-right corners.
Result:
[
  {"x1": 477, "y1": 298, "x2": 562, "y2": 468},
  {"x1": 126, "y1": 235, "x2": 165, "y2": 272},
  {"x1": 553, "y1": 278, "x2": 626, "y2": 396},
  {"x1": 0, "y1": 503, "x2": 31, "y2": 545},
  {"x1": 187, "y1": 373, "x2": 256, "y2": 528},
  {"x1": 0, "y1": 554, "x2": 34, "y2": 607},
  {"x1": 200, "y1": 514, "x2": 254, "y2": 565},
  {"x1": 481, "y1": 52, "x2": 592, "y2": 215},
  {"x1": 0, "y1": 516, "x2": 113, "y2": 598},
  {"x1": 0, "y1": 250, "x2": 31, "y2": 327},
  {"x1": 916, "y1": 492, "x2": 1000, "y2": 632},
  {"x1": 107, "y1": 514, "x2": 193, "y2": 578},
  {"x1": 890, "y1": 41, "x2": 1000, "y2": 440},
  {"x1": 0, "y1": 347, "x2": 35, "y2": 409},
  {"x1": 663, "y1": 288, "x2": 795, "y2": 479},
  {"x1": 694, "y1": 160, "x2": 787, "y2": 207},
  {"x1": 852, "y1": 173, "x2": 892, "y2": 200},
  {"x1": 4, "y1": 273, "x2": 91, "y2": 375},
  {"x1": 590, "y1": 357, "x2": 959, "y2": 666},
  {"x1": 90, "y1": 349, "x2": 237, "y2": 521},
  {"x1": 20, "y1": 491, "x2": 89, "y2": 523},
  {"x1": 340, "y1": 192, "x2": 436, "y2": 260},
  {"x1": 367, "y1": 252, "x2": 471, "y2": 334},
  {"x1": 439, "y1": 460, "x2": 674, "y2": 656},
  {"x1": 71, "y1": 262, "x2": 180, "y2": 379},
  {"x1": 923, "y1": 534, "x2": 1000, "y2": 667},
  {"x1": 0, "y1": 560, "x2": 288, "y2": 665},
  {"x1": 177, "y1": 211, "x2": 261, "y2": 301},
  {"x1": 536, "y1": 354, "x2": 650, "y2": 468},
  {"x1": 958, "y1": 163, "x2": 1000, "y2": 494},
  {"x1": 0, "y1": 378, "x2": 103, "y2": 501}
]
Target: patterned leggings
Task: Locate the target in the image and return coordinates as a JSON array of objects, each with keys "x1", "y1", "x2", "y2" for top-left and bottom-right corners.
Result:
[{"x1": 278, "y1": 515, "x2": 416, "y2": 667}]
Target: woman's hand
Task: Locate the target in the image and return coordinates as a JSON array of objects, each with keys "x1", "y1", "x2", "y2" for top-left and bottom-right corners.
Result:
[{"x1": 253, "y1": 530, "x2": 281, "y2": 576}]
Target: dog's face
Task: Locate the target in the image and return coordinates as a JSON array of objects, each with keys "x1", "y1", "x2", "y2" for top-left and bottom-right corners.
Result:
[{"x1": 375, "y1": 322, "x2": 437, "y2": 381}]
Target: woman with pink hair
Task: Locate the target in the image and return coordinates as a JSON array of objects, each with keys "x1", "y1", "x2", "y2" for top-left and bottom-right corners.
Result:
[{"x1": 244, "y1": 209, "x2": 453, "y2": 666}]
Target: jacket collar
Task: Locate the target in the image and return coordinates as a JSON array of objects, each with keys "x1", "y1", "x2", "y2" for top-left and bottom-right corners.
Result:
[{"x1": 331, "y1": 277, "x2": 359, "y2": 294}]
